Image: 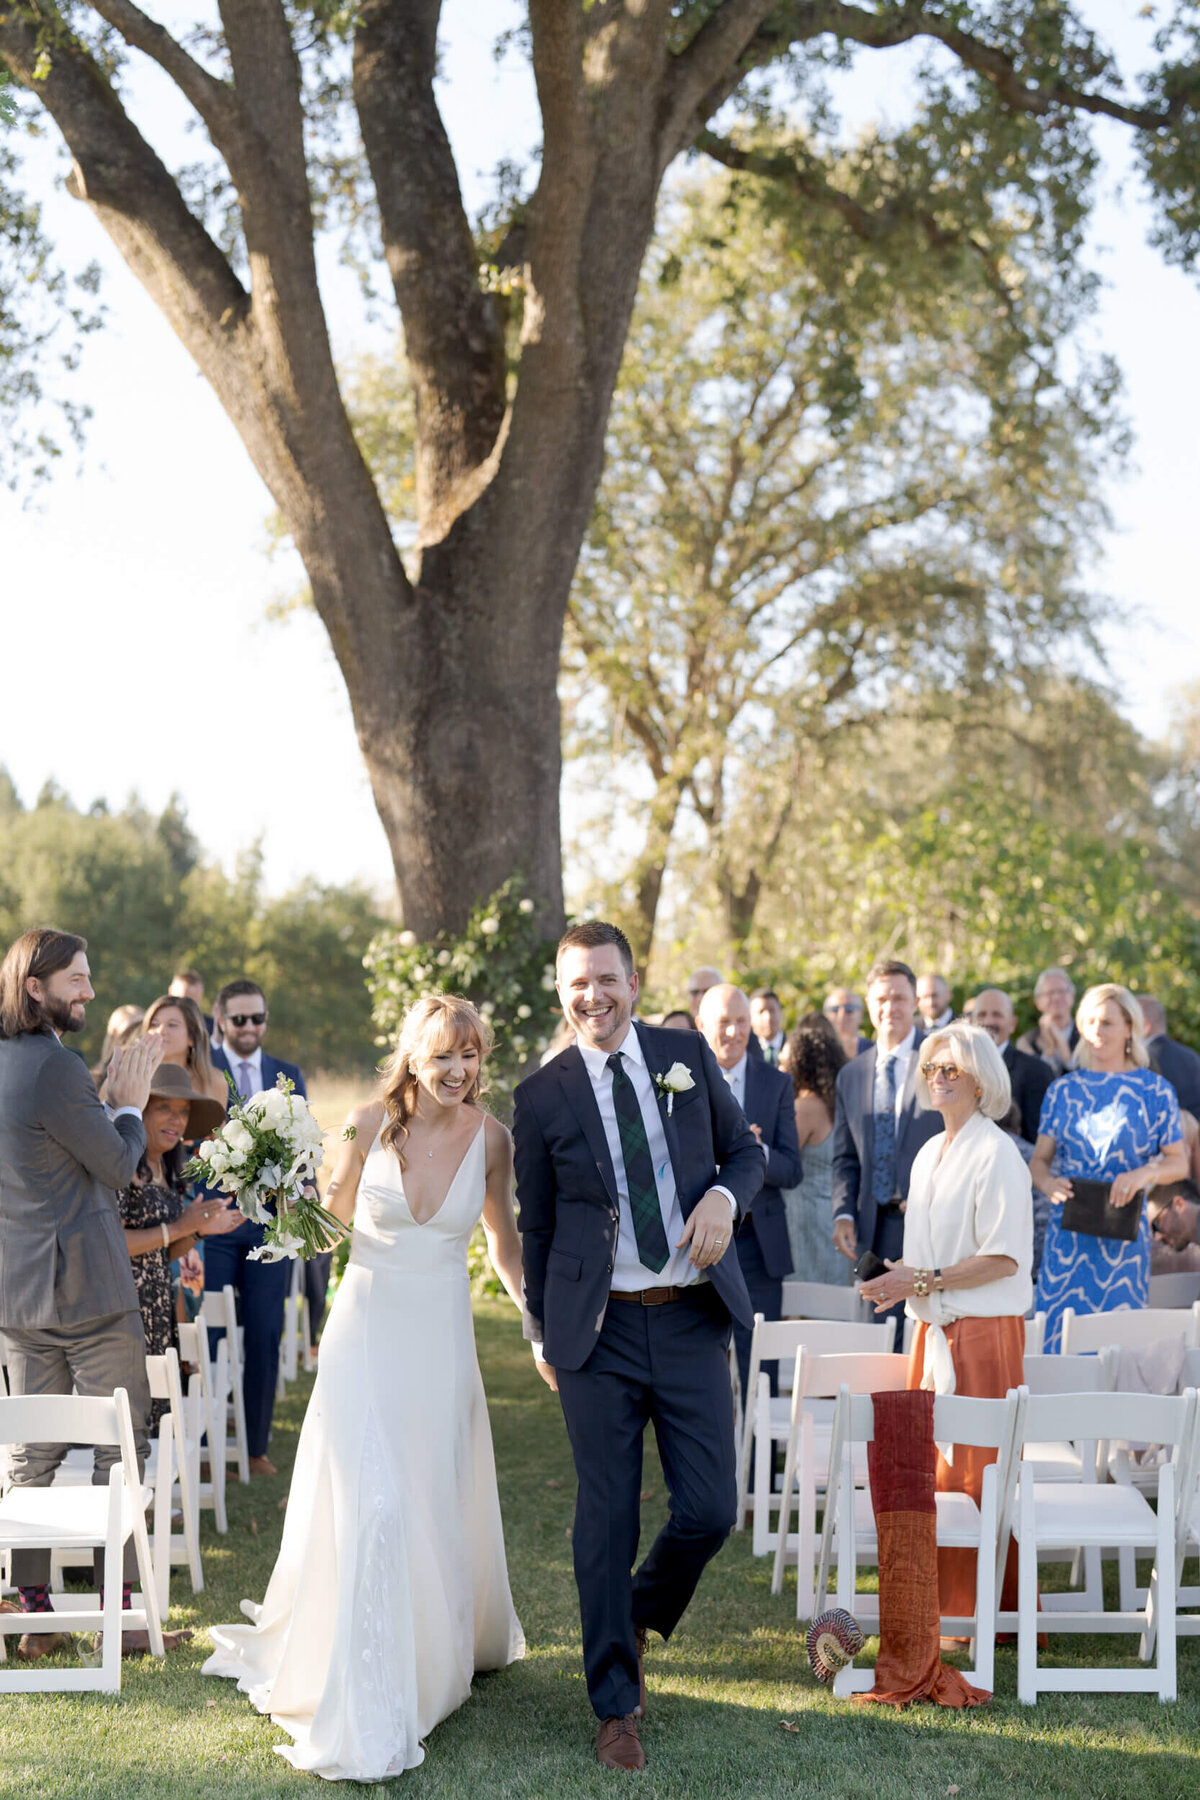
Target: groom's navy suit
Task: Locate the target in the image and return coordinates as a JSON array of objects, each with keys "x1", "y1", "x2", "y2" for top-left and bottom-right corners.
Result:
[
  {"x1": 204, "y1": 1047, "x2": 306, "y2": 1460},
  {"x1": 515, "y1": 1021, "x2": 764, "y2": 1722}
]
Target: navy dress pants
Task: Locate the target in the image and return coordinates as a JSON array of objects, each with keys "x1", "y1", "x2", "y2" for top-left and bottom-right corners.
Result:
[
  {"x1": 870, "y1": 1206, "x2": 908, "y2": 1335},
  {"x1": 203, "y1": 1226, "x2": 291, "y2": 1458},
  {"x1": 555, "y1": 1285, "x2": 737, "y2": 1722}
]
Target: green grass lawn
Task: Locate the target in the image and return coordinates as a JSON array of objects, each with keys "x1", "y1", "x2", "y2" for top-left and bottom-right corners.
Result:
[{"x1": 3, "y1": 1298, "x2": 1200, "y2": 1798}]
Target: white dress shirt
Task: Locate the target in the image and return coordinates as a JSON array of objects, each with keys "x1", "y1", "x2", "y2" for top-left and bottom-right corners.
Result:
[
  {"x1": 577, "y1": 1027, "x2": 736, "y2": 1292},
  {"x1": 719, "y1": 1055, "x2": 770, "y2": 1164}
]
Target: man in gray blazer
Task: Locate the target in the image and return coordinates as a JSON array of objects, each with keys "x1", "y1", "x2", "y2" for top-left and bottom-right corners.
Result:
[{"x1": 0, "y1": 927, "x2": 163, "y2": 1657}]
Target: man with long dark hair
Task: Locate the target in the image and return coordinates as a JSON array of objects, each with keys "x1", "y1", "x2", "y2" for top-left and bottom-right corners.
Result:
[{"x1": 0, "y1": 927, "x2": 169, "y2": 1657}]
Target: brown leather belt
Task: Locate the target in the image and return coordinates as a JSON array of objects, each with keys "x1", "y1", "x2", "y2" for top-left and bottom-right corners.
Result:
[{"x1": 610, "y1": 1286, "x2": 682, "y2": 1306}]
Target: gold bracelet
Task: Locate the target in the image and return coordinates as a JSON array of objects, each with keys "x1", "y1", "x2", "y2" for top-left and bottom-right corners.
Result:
[{"x1": 911, "y1": 1268, "x2": 930, "y2": 1299}]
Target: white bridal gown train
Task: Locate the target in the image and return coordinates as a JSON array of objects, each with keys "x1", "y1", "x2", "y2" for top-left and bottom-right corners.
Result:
[{"x1": 203, "y1": 1119, "x2": 525, "y2": 1781}]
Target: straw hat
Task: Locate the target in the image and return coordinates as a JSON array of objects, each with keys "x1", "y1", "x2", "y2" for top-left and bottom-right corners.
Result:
[{"x1": 146, "y1": 1061, "x2": 227, "y2": 1140}]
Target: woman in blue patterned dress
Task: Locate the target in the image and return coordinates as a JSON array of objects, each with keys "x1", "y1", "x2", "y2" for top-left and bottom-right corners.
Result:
[{"x1": 1032, "y1": 984, "x2": 1187, "y2": 1350}]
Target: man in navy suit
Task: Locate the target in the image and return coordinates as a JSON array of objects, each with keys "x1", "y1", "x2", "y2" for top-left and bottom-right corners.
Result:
[
  {"x1": 515, "y1": 923, "x2": 764, "y2": 1771},
  {"x1": 204, "y1": 978, "x2": 306, "y2": 1477},
  {"x1": 1140, "y1": 995, "x2": 1200, "y2": 1118},
  {"x1": 697, "y1": 984, "x2": 801, "y2": 1407},
  {"x1": 831, "y1": 960, "x2": 943, "y2": 1312}
]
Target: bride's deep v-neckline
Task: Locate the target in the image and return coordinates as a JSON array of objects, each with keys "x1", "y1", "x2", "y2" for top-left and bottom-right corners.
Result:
[{"x1": 396, "y1": 1116, "x2": 485, "y2": 1227}]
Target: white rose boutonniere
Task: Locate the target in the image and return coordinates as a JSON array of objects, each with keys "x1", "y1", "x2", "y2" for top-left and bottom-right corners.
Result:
[{"x1": 653, "y1": 1060, "x2": 696, "y2": 1115}]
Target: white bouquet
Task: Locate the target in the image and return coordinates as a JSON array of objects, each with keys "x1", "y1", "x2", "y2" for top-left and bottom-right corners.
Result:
[{"x1": 184, "y1": 1076, "x2": 349, "y2": 1262}]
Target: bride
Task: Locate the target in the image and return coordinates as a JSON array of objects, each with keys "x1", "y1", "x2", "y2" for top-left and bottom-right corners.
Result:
[{"x1": 203, "y1": 996, "x2": 526, "y2": 1781}]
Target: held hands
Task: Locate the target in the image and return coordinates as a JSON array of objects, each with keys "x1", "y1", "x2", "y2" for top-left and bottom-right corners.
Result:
[
  {"x1": 106, "y1": 1034, "x2": 165, "y2": 1112},
  {"x1": 677, "y1": 1191, "x2": 733, "y2": 1269},
  {"x1": 832, "y1": 1216, "x2": 858, "y2": 1261},
  {"x1": 859, "y1": 1257, "x2": 914, "y2": 1313}
]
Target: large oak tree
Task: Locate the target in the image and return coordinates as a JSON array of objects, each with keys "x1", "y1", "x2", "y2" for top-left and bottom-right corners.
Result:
[{"x1": 3, "y1": 2, "x2": 1199, "y2": 933}]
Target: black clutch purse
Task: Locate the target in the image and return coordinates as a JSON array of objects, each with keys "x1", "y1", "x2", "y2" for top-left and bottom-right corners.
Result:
[{"x1": 1060, "y1": 1177, "x2": 1144, "y2": 1243}]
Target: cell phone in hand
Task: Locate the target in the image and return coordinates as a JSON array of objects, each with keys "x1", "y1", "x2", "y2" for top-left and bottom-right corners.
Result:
[{"x1": 854, "y1": 1251, "x2": 888, "y2": 1283}]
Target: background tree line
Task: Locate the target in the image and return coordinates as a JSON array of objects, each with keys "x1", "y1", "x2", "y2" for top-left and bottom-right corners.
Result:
[{"x1": 0, "y1": 772, "x2": 386, "y2": 1071}]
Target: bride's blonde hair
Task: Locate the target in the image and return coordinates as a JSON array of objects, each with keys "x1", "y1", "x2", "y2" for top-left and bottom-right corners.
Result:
[{"x1": 379, "y1": 995, "x2": 493, "y2": 1166}]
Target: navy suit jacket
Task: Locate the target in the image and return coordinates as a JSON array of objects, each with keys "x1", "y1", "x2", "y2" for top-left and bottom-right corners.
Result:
[
  {"x1": 211, "y1": 1048, "x2": 307, "y2": 1238},
  {"x1": 739, "y1": 1055, "x2": 803, "y2": 1280},
  {"x1": 1001, "y1": 1039, "x2": 1053, "y2": 1144},
  {"x1": 831, "y1": 1033, "x2": 943, "y2": 1254},
  {"x1": 514, "y1": 1022, "x2": 765, "y2": 1371},
  {"x1": 212, "y1": 1047, "x2": 306, "y2": 1103},
  {"x1": 1149, "y1": 1035, "x2": 1200, "y2": 1120}
]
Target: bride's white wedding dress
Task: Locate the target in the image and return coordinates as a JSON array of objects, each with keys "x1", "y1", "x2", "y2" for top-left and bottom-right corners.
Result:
[{"x1": 203, "y1": 1118, "x2": 525, "y2": 1782}]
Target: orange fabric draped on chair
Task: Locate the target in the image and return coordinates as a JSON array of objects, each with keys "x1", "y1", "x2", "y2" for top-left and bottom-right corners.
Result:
[
  {"x1": 907, "y1": 1314, "x2": 1025, "y2": 1620},
  {"x1": 854, "y1": 1387, "x2": 990, "y2": 1709}
]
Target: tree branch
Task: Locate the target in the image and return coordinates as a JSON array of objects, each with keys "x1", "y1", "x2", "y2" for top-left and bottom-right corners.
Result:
[
  {"x1": 87, "y1": 0, "x2": 239, "y2": 146},
  {"x1": 353, "y1": 0, "x2": 506, "y2": 547}
]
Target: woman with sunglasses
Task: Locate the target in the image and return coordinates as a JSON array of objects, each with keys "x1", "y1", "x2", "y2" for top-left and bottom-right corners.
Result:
[{"x1": 859, "y1": 1022, "x2": 1033, "y2": 1630}]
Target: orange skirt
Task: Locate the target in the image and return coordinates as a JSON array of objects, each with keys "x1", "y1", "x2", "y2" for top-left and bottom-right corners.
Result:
[{"x1": 906, "y1": 1314, "x2": 1025, "y2": 1619}]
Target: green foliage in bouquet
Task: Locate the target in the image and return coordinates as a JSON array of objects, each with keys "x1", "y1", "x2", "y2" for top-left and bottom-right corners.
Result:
[{"x1": 364, "y1": 879, "x2": 564, "y2": 1120}]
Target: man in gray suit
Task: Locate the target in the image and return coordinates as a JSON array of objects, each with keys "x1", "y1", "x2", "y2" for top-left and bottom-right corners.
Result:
[{"x1": 0, "y1": 927, "x2": 165, "y2": 1657}]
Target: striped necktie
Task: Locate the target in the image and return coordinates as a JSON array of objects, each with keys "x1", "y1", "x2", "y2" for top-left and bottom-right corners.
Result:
[{"x1": 607, "y1": 1053, "x2": 669, "y2": 1273}]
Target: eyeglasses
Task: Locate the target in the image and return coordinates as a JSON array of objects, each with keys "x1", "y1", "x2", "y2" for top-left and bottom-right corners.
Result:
[
  {"x1": 226, "y1": 1011, "x2": 267, "y2": 1028},
  {"x1": 921, "y1": 1062, "x2": 963, "y2": 1082},
  {"x1": 824, "y1": 1003, "x2": 862, "y2": 1015}
]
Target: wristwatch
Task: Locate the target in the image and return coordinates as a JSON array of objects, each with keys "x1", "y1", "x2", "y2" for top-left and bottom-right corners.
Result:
[{"x1": 933, "y1": 1268, "x2": 945, "y2": 1292}]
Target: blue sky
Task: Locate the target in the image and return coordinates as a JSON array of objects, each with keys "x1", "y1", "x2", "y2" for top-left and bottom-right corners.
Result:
[{"x1": 1, "y1": 1, "x2": 1196, "y2": 900}]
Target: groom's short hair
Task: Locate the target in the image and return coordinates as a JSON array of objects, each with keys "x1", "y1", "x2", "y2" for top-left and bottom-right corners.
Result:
[{"x1": 556, "y1": 920, "x2": 635, "y2": 977}]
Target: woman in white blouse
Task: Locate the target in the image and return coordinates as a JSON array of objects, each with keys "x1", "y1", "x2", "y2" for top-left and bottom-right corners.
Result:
[{"x1": 859, "y1": 1021, "x2": 1033, "y2": 1627}]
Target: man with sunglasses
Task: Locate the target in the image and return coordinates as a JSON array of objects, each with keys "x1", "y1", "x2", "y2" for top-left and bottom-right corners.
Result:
[{"x1": 206, "y1": 980, "x2": 308, "y2": 1476}]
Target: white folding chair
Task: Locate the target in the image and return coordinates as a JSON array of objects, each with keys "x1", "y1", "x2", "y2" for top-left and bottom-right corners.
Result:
[
  {"x1": 200, "y1": 1285, "x2": 250, "y2": 1485},
  {"x1": 177, "y1": 1320, "x2": 227, "y2": 1533},
  {"x1": 1016, "y1": 1351, "x2": 1113, "y2": 1612},
  {"x1": 816, "y1": 1385, "x2": 1019, "y2": 1695},
  {"x1": 279, "y1": 1259, "x2": 317, "y2": 1393},
  {"x1": 1061, "y1": 1304, "x2": 1200, "y2": 1355},
  {"x1": 1007, "y1": 1386, "x2": 1198, "y2": 1702},
  {"x1": 737, "y1": 1315, "x2": 897, "y2": 1555},
  {"x1": 781, "y1": 1280, "x2": 869, "y2": 1323},
  {"x1": 1025, "y1": 1312, "x2": 1047, "y2": 1354},
  {"x1": 1149, "y1": 1273, "x2": 1200, "y2": 1311},
  {"x1": 770, "y1": 1349, "x2": 908, "y2": 1617},
  {"x1": 0, "y1": 1388, "x2": 164, "y2": 1692}
]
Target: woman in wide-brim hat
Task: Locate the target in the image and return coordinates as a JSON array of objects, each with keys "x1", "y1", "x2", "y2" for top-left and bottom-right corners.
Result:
[{"x1": 118, "y1": 1063, "x2": 241, "y2": 1392}]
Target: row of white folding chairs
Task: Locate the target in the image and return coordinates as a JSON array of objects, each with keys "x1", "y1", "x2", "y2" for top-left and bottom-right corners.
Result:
[
  {"x1": 278, "y1": 1258, "x2": 317, "y2": 1394},
  {"x1": 1148, "y1": 1271, "x2": 1200, "y2": 1310},
  {"x1": 0, "y1": 1387, "x2": 164, "y2": 1692},
  {"x1": 1060, "y1": 1301, "x2": 1200, "y2": 1355},
  {"x1": 199, "y1": 1285, "x2": 250, "y2": 1486},
  {"x1": 815, "y1": 1380, "x2": 1200, "y2": 1703},
  {"x1": 737, "y1": 1310, "x2": 1048, "y2": 1561}
]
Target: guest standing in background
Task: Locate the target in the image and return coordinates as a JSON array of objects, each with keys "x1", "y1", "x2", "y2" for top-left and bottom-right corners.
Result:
[
  {"x1": 1018, "y1": 966, "x2": 1079, "y2": 1076},
  {"x1": 1032, "y1": 984, "x2": 1187, "y2": 1351},
  {"x1": 916, "y1": 973, "x2": 954, "y2": 1033},
  {"x1": 971, "y1": 988, "x2": 1052, "y2": 1144},
  {"x1": 859, "y1": 1022, "x2": 1032, "y2": 1627},
  {"x1": 823, "y1": 988, "x2": 870, "y2": 1061},
  {"x1": 660, "y1": 1010, "x2": 698, "y2": 1032},
  {"x1": 832, "y1": 961, "x2": 944, "y2": 1321},
  {"x1": 140, "y1": 992, "x2": 228, "y2": 1107},
  {"x1": 697, "y1": 985, "x2": 801, "y2": 1409},
  {"x1": 749, "y1": 989, "x2": 787, "y2": 1065},
  {"x1": 91, "y1": 1003, "x2": 144, "y2": 1087},
  {"x1": 686, "y1": 966, "x2": 722, "y2": 1024},
  {"x1": 118, "y1": 1063, "x2": 235, "y2": 1421},
  {"x1": 169, "y1": 968, "x2": 214, "y2": 1039},
  {"x1": 781, "y1": 1014, "x2": 851, "y2": 1287},
  {"x1": 205, "y1": 979, "x2": 308, "y2": 1477},
  {"x1": 1139, "y1": 995, "x2": 1200, "y2": 1118}
]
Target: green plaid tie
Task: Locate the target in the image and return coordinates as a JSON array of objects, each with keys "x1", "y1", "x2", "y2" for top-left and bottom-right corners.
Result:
[{"x1": 607, "y1": 1052, "x2": 669, "y2": 1274}]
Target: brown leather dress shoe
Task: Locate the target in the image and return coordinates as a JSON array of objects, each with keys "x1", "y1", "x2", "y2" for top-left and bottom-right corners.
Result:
[
  {"x1": 596, "y1": 1714, "x2": 646, "y2": 1771},
  {"x1": 634, "y1": 1627, "x2": 647, "y2": 1718},
  {"x1": 249, "y1": 1454, "x2": 278, "y2": 1478},
  {"x1": 17, "y1": 1630, "x2": 73, "y2": 1660}
]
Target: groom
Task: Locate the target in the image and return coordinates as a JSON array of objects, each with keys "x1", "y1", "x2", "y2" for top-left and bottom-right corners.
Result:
[{"x1": 515, "y1": 922, "x2": 764, "y2": 1770}]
